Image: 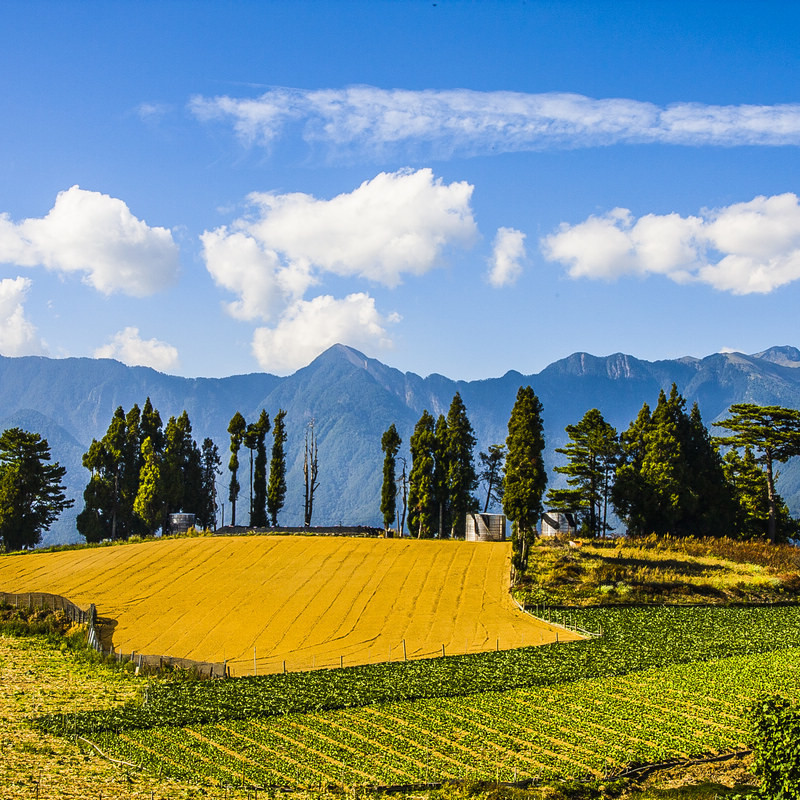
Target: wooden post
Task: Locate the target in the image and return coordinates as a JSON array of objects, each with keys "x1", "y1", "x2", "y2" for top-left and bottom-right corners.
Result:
[
  {"x1": 340, "y1": 654, "x2": 343, "y2": 668},
  {"x1": 441, "y1": 643, "x2": 445, "y2": 657},
  {"x1": 254, "y1": 647, "x2": 257, "y2": 676},
  {"x1": 403, "y1": 639, "x2": 407, "y2": 661}
]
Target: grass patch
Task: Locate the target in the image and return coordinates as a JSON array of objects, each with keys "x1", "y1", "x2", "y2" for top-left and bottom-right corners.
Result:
[{"x1": 517, "y1": 534, "x2": 800, "y2": 606}]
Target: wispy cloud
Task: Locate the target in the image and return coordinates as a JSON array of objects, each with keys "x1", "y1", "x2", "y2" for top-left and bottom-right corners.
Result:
[
  {"x1": 95, "y1": 326, "x2": 180, "y2": 372},
  {"x1": 542, "y1": 192, "x2": 800, "y2": 295},
  {"x1": 488, "y1": 227, "x2": 526, "y2": 287},
  {"x1": 190, "y1": 87, "x2": 800, "y2": 159},
  {"x1": 0, "y1": 186, "x2": 179, "y2": 296}
]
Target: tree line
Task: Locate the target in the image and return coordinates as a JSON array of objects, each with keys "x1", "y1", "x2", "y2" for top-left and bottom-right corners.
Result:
[{"x1": 380, "y1": 386, "x2": 800, "y2": 570}]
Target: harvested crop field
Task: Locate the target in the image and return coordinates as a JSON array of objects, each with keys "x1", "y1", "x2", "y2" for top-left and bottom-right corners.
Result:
[{"x1": 0, "y1": 536, "x2": 575, "y2": 675}]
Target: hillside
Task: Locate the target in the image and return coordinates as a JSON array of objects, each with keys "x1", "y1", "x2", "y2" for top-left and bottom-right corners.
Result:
[
  {"x1": 3, "y1": 344, "x2": 800, "y2": 545},
  {"x1": 0, "y1": 536, "x2": 572, "y2": 675}
]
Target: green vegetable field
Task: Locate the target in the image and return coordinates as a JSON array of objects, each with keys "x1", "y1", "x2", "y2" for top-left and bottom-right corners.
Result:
[{"x1": 39, "y1": 604, "x2": 800, "y2": 788}]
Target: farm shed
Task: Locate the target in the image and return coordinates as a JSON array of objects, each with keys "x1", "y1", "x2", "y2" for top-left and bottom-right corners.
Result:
[
  {"x1": 465, "y1": 513, "x2": 507, "y2": 542},
  {"x1": 541, "y1": 511, "x2": 577, "y2": 537}
]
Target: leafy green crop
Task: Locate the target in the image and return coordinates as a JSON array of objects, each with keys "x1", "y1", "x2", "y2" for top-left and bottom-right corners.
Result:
[{"x1": 34, "y1": 604, "x2": 800, "y2": 735}]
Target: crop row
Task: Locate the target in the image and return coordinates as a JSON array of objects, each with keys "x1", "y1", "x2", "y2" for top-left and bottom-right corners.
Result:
[
  {"x1": 35, "y1": 604, "x2": 800, "y2": 735},
  {"x1": 82, "y1": 646, "x2": 800, "y2": 786}
]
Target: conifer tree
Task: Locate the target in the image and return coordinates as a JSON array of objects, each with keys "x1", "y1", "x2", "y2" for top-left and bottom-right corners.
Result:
[
  {"x1": 380, "y1": 424, "x2": 402, "y2": 532},
  {"x1": 134, "y1": 436, "x2": 162, "y2": 535},
  {"x1": 198, "y1": 438, "x2": 221, "y2": 530},
  {"x1": 0, "y1": 428, "x2": 73, "y2": 551},
  {"x1": 227, "y1": 411, "x2": 246, "y2": 526},
  {"x1": 478, "y1": 444, "x2": 505, "y2": 513},
  {"x1": 408, "y1": 410, "x2": 437, "y2": 538},
  {"x1": 251, "y1": 410, "x2": 271, "y2": 528},
  {"x1": 546, "y1": 408, "x2": 618, "y2": 537},
  {"x1": 267, "y1": 410, "x2": 287, "y2": 526},
  {"x1": 502, "y1": 386, "x2": 546, "y2": 572},
  {"x1": 714, "y1": 403, "x2": 800, "y2": 543},
  {"x1": 445, "y1": 392, "x2": 478, "y2": 538},
  {"x1": 433, "y1": 414, "x2": 450, "y2": 537}
]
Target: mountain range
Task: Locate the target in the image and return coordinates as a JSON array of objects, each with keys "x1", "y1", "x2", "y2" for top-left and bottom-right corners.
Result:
[{"x1": 2, "y1": 343, "x2": 800, "y2": 547}]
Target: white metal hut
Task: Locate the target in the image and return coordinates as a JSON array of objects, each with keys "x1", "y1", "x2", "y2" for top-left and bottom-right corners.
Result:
[
  {"x1": 540, "y1": 511, "x2": 577, "y2": 538},
  {"x1": 465, "y1": 513, "x2": 507, "y2": 542}
]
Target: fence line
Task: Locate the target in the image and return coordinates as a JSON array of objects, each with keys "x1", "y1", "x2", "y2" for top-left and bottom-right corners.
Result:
[{"x1": 0, "y1": 590, "x2": 226, "y2": 679}]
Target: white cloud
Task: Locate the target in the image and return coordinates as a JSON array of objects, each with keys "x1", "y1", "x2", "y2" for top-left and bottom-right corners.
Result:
[
  {"x1": 190, "y1": 87, "x2": 800, "y2": 159},
  {"x1": 202, "y1": 168, "x2": 476, "y2": 321},
  {"x1": 488, "y1": 227, "x2": 526, "y2": 287},
  {"x1": 0, "y1": 277, "x2": 46, "y2": 356},
  {"x1": 0, "y1": 186, "x2": 179, "y2": 296},
  {"x1": 94, "y1": 326, "x2": 180, "y2": 372},
  {"x1": 251, "y1": 293, "x2": 399, "y2": 374},
  {"x1": 541, "y1": 193, "x2": 800, "y2": 295}
]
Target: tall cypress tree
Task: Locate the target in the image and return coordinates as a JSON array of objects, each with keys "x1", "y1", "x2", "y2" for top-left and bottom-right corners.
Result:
[
  {"x1": 408, "y1": 410, "x2": 437, "y2": 538},
  {"x1": 267, "y1": 410, "x2": 288, "y2": 527},
  {"x1": 380, "y1": 424, "x2": 402, "y2": 532},
  {"x1": 198, "y1": 437, "x2": 221, "y2": 530},
  {"x1": 445, "y1": 392, "x2": 478, "y2": 538},
  {"x1": 433, "y1": 414, "x2": 450, "y2": 538},
  {"x1": 251, "y1": 410, "x2": 271, "y2": 528},
  {"x1": 227, "y1": 412, "x2": 246, "y2": 526},
  {"x1": 502, "y1": 386, "x2": 546, "y2": 572},
  {"x1": 134, "y1": 436, "x2": 162, "y2": 535}
]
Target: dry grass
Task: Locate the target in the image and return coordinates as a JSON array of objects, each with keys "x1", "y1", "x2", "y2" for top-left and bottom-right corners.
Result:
[
  {"x1": 520, "y1": 534, "x2": 800, "y2": 606},
  {"x1": 0, "y1": 536, "x2": 576, "y2": 676}
]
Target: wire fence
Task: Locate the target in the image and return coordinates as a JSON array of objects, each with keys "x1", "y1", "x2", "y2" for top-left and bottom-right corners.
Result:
[{"x1": 0, "y1": 590, "x2": 226, "y2": 678}]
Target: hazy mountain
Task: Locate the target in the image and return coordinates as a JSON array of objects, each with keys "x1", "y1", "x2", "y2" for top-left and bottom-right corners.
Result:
[{"x1": 2, "y1": 344, "x2": 800, "y2": 546}]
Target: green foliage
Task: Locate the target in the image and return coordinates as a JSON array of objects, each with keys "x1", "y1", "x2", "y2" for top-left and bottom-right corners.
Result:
[
  {"x1": 250, "y1": 410, "x2": 271, "y2": 527},
  {"x1": 227, "y1": 411, "x2": 246, "y2": 526},
  {"x1": 197, "y1": 438, "x2": 221, "y2": 529},
  {"x1": 0, "y1": 427, "x2": 73, "y2": 550},
  {"x1": 747, "y1": 694, "x2": 800, "y2": 800},
  {"x1": 503, "y1": 386, "x2": 547, "y2": 571},
  {"x1": 36, "y1": 603, "x2": 800, "y2": 737},
  {"x1": 547, "y1": 408, "x2": 618, "y2": 537},
  {"x1": 478, "y1": 444, "x2": 505, "y2": 513},
  {"x1": 380, "y1": 423, "x2": 401, "y2": 530},
  {"x1": 267, "y1": 410, "x2": 288, "y2": 527},
  {"x1": 408, "y1": 410, "x2": 437, "y2": 537},
  {"x1": 715, "y1": 404, "x2": 800, "y2": 543},
  {"x1": 445, "y1": 392, "x2": 479, "y2": 538},
  {"x1": 134, "y1": 436, "x2": 162, "y2": 534},
  {"x1": 613, "y1": 387, "x2": 735, "y2": 538}
]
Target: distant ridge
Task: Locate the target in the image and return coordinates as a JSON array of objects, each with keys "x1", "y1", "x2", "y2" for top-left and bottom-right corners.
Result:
[{"x1": 1, "y1": 344, "x2": 800, "y2": 546}]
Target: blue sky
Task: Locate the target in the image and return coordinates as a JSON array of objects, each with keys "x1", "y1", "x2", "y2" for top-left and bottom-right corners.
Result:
[{"x1": 2, "y1": 1, "x2": 800, "y2": 380}]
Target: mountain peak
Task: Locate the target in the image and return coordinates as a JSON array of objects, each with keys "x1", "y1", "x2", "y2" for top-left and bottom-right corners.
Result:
[{"x1": 753, "y1": 345, "x2": 800, "y2": 368}]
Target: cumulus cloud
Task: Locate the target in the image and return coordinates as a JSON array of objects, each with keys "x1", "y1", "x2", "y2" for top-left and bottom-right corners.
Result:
[
  {"x1": 0, "y1": 186, "x2": 179, "y2": 296},
  {"x1": 0, "y1": 277, "x2": 46, "y2": 356},
  {"x1": 542, "y1": 192, "x2": 800, "y2": 294},
  {"x1": 488, "y1": 227, "x2": 526, "y2": 287},
  {"x1": 251, "y1": 293, "x2": 399, "y2": 374},
  {"x1": 94, "y1": 326, "x2": 180, "y2": 372},
  {"x1": 190, "y1": 86, "x2": 800, "y2": 159},
  {"x1": 202, "y1": 168, "x2": 476, "y2": 321}
]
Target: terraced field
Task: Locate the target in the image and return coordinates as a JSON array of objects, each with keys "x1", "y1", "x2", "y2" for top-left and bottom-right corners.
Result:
[{"x1": 0, "y1": 536, "x2": 572, "y2": 675}]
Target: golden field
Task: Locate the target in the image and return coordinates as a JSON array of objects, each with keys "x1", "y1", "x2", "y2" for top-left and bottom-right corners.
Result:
[{"x1": 0, "y1": 536, "x2": 577, "y2": 675}]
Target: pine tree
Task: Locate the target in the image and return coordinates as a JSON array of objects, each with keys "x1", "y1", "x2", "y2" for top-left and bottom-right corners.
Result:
[
  {"x1": 445, "y1": 392, "x2": 478, "y2": 538},
  {"x1": 251, "y1": 410, "x2": 271, "y2": 528},
  {"x1": 408, "y1": 410, "x2": 437, "y2": 538},
  {"x1": 614, "y1": 386, "x2": 736, "y2": 537},
  {"x1": 433, "y1": 414, "x2": 450, "y2": 538},
  {"x1": 303, "y1": 420, "x2": 319, "y2": 527},
  {"x1": 267, "y1": 410, "x2": 287, "y2": 527},
  {"x1": 714, "y1": 403, "x2": 800, "y2": 543},
  {"x1": 502, "y1": 386, "x2": 546, "y2": 572},
  {"x1": 134, "y1": 436, "x2": 162, "y2": 535},
  {"x1": 0, "y1": 428, "x2": 73, "y2": 551},
  {"x1": 546, "y1": 408, "x2": 618, "y2": 537},
  {"x1": 227, "y1": 411, "x2": 246, "y2": 526},
  {"x1": 198, "y1": 438, "x2": 221, "y2": 530},
  {"x1": 478, "y1": 444, "x2": 505, "y2": 513},
  {"x1": 380, "y1": 424, "x2": 402, "y2": 532}
]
